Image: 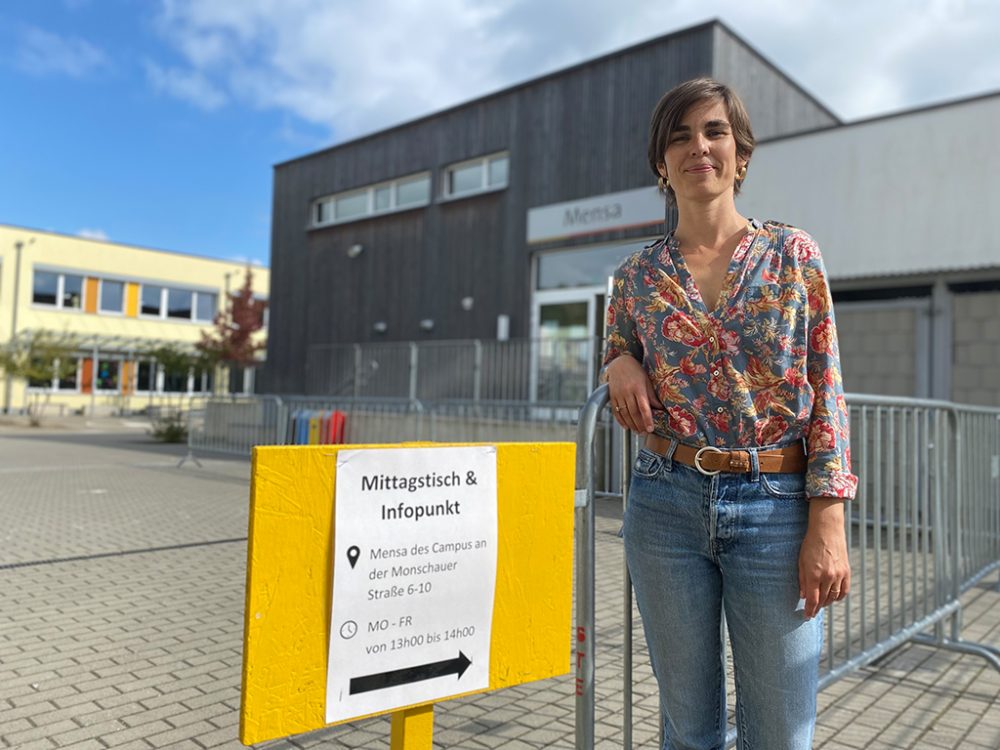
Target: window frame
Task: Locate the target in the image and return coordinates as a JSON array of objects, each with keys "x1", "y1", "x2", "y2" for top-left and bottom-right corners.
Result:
[
  {"x1": 139, "y1": 284, "x2": 166, "y2": 318},
  {"x1": 310, "y1": 170, "x2": 432, "y2": 229},
  {"x1": 94, "y1": 358, "x2": 122, "y2": 394},
  {"x1": 98, "y1": 278, "x2": 126, "y2": 315},
  {"x1": 31, "y1": 269, "x2": 85, "y2": 312},
  {"x1": 193, "y1": 291, "x2": 217, "y2": 323},
  {"x1": 441, "y1": 151, "x2": 509, "y2": 201}
]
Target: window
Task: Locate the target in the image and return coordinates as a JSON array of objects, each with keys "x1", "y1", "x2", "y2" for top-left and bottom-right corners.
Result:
[
  {"x1": 195, "y1": 292, "x2": 217, "y2": 322},
  {"x1": 96, "y1": 359, "x2": 120, "y2": 391},
  {"x1": 142, "y1": 285, "x2": 163, "y2": 316},
  {"x1": 167, "y1": 288, "x2": 193, "y2": 319},
  {"x1": 335, "y1": 191, "x2": 368, "y2": 221},
  {"x1": 448, "y1": 163, "x2": 482, "y2": 195},
  {"x1": 140, "y1": 284, "x2": 213, "y2": 321},
  {"x1": 33, "y1": 270, "x2": 87, "y2": 310},
  {"x1": 57, "y1": 359, "x2": 79, "y2": 391},
  {"x1": 100, "y1": 280, "x2": 124, "y2": 313},
  {"x1": 27, "y1": 359, "x2": 51, "y2": 388},
  {"x1": 374, "y1": 185, "x2": 391, "y2": 211},
  {"x1": 136, "y1": 361, "x2": 156, "y2": 392},
  {"x1": 32, "y1": 271, "x2": 59, "y2": 305},
  {"x1": 488, "y1": 155, "x2": 508, "y2": 187},
  {"x1": 396, "y1": 174, "x2": 431, "y2": 207},
  {"x1": 27, "y1": 358, "x2": 80, "y2": 391},
  {"x1": 191, "y1": 369, "x2": 213, "y2": 393},
  {"x1": 163, "y1": 368, "x2": 188, "y2": 393},
  {"x1": 315, "y1": 201, "x2": 328, "y2": 225},
  {"x1": 443, "y1": 152, "x2": 509, "y2": 199},
  {"x1": 62, "y1": 275, "x2": 83, "y2": 309},
  {"x1": 310, "y1": 171, "x2": 431, "y2": 228}
]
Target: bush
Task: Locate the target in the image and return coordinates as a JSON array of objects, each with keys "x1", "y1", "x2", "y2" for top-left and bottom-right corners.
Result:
[{"x1": 150, "y1": 411, "x2": 188, "y2": 443}]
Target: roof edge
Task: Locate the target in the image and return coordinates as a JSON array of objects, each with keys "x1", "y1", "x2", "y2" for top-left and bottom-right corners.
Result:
[
  {"x1": 758, "y1": 88, "x2": 1000, "y2": 146},
  {"x1": 711, "y1": 21, "x2": 842, "y2": 124},
  {"x1": 0, "y1": 222, "x2": 270, "y2": 270}
]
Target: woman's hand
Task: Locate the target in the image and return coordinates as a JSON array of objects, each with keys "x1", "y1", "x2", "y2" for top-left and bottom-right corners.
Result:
[
  {"x1": 605, "y1": 354, "x2": 663, "y2": 433},
  {"x1": 798, "y1": 498, "x2": 851, "y2": 619}
]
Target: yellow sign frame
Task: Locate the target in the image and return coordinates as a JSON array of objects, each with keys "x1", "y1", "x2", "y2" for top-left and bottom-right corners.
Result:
[{"x1": 240, "y1": 442, "x2": 575, "y2": 745}]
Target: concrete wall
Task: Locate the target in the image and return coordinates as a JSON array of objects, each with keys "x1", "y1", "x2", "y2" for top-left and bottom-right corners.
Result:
[
  {"x1": 952, "y1": 291, "x2": 1000, "y2": 407},
  {"x1": 836, "y1": 303, "x2": 923, "y2": 397}
]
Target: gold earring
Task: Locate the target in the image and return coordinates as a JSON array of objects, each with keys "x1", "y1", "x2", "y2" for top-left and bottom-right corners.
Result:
[
  {"x1": 736, "y1": 165, "x2": 748, "y2": 180},
  {"x1": 658, "y1": 175, "x2": 669, "y2": 192}
]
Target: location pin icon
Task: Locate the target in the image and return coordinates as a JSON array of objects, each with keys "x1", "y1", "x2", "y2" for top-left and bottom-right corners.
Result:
[{"x1": 347, "y1": 545, "x2": 360, "y2": 569}]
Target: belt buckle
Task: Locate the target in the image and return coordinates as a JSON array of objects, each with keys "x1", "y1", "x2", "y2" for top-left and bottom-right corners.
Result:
[{"x1": 694, "y1": 446, "x2": 723, "y2": 476}]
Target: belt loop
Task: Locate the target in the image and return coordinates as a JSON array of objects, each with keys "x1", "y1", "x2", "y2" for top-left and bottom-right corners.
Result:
[
  {"x1": 664, "y1": 438, "x2": 678, "y2": 471},
  {"x1": 748, "y1": 448, "x2": 760, "y2": 483}
]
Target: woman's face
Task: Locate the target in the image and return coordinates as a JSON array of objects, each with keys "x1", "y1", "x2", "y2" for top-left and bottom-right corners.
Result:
[{"x1": 658, "y1": 97, "x2": 745, "y2": 205}]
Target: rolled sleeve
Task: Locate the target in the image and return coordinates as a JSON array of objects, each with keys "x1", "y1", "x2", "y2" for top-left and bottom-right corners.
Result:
[{"x1": 796, "y1": 234, "x2": 859, "y2": 500}]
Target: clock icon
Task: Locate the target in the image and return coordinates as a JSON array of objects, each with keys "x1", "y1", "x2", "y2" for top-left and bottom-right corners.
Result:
[{"x1": 340, "y1": 620, "x2": 358, "y2": 639}]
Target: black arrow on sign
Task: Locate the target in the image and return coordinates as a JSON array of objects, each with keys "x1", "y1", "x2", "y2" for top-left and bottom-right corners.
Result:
[{"x1": 349, "y1": 651, "x2": 472, "y2": 695}]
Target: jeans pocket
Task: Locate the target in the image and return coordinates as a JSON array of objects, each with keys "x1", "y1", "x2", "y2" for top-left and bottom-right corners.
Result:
[
  {"x1": 759, "y1": 472, "x2": 807, "y2": 500},
  {"x1": 632, "y1": 447, "x2": 664, "y2": 479}
]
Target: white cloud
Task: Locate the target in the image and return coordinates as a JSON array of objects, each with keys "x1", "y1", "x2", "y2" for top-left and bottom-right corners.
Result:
[
  {"x1": 16, "y1": 26, "x2": 108, "y2": 78},
  {"x1": 77, "y1": 228, "x2": 109, "y2": 241},
  {"x1": 145, "y1": 61, "x2": 228, "y2": 110},
  {"x1": 149, "y1": 0, "x2": 1000, "y2": 137}
]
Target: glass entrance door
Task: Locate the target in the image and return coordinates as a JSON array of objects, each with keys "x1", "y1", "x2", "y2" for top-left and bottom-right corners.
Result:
[{"x1": 531, "y1": 287, "x2": 604, "y2": 404}]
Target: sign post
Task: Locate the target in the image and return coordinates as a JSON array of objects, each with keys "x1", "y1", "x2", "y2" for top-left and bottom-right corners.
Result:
[{"x1": 240, "y1": 441, "x2": 575, "y2": 747}]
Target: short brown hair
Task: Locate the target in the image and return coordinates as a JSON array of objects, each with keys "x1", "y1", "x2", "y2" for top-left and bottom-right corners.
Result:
[{"x1": 647, "y1": 78, "x2": 755, "y2": 202}]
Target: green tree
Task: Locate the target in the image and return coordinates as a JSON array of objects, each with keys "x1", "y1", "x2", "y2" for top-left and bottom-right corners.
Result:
[{"x1": 0, "y1": 331, "x2": 79, "y2": 425}]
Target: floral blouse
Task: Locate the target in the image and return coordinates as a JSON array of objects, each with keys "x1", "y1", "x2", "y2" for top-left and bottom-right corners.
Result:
[{"x1": 604, "y1": 219, "x2": 858, "y2": 500}]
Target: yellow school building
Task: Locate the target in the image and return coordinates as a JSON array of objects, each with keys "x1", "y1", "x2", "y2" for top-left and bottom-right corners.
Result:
[{"x1": 0, "y1": 224, "x2": 269, "y2": 416}]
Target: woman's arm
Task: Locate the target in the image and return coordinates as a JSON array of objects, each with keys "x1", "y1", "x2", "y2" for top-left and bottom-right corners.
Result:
[
  {"x1": 602, "y1": 261, "x2": 662, "y2": 433},
  {"x1": 792, "y1": 231, "x2": 857, "y2": 618}
]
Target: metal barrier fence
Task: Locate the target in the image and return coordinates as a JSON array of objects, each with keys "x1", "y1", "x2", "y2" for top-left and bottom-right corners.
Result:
[
  {"x1": 574, "y1": 386, "x2": 1000, "y2": 750},
  {"x1": 186, "y1": 394, "x2": 591, "y2": 457},
  {"x1": 305, "y1": 337, "x2": 601, "y2": 405}
]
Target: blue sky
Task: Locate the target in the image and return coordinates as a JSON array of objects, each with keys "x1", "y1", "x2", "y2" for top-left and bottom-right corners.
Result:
[{"x1": 2, "y1": 1, "x2": 999, "y2": 267}]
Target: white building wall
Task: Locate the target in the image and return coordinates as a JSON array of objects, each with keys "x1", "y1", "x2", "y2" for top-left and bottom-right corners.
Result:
[{"x1": 736, "y1": 95, "x2": 1000, "y2": 280}]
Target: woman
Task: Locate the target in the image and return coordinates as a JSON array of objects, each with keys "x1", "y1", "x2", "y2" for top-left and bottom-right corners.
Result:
[{"x1": 604, "y1": 78, "x2": 857, "y2": 750}]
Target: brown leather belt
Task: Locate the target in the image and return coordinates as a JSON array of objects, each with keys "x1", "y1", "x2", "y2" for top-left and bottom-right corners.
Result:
[{"x1": 645, "y1": 434, "x2": 806, "y2": 475}]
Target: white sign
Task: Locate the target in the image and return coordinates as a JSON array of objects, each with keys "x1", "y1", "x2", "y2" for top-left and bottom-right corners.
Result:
[
  {"x1": 526, "y1": 186, "x2": 665, "y2": 244},
  {"x1": 326, "y1": 446, "x2": 499, "y2": 724}
]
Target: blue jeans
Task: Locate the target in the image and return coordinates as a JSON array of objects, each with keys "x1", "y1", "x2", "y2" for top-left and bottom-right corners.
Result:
[{"x1": 623, "y1": 440, "x2": 822, "y2": 750}]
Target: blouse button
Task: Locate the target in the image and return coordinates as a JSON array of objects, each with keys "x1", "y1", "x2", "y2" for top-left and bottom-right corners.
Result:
[
  {"x1": 716, "y1": 407, "x2": 724, "y2": 413},
  {"x1": 713, "y1": 369, "x2": 721, "y2": 377},
  {"x1": 708, "y1": 336, "x2": 716, "y2": 343}
]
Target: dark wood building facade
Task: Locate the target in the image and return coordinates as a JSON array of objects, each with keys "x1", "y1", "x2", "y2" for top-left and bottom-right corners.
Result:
[{"x1": 262, "y1": 21, "x2": 838, "y2": 394}]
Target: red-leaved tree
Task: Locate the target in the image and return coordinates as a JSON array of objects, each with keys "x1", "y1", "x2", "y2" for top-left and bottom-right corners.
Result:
[{"x1": 196, "y1": 268, "x2": 268, "y2": 368}]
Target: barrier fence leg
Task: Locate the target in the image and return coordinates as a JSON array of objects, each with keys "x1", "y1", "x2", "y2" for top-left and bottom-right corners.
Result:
[
  {"x1": 389, "y1": 705, "x2": 434, "y2": 750},
  {"x1": 177, "y1": 411, "x2": 202, "y2": 468},
  {"x1": 575, "y1": 386, "x2": 606, "y2": 750}
]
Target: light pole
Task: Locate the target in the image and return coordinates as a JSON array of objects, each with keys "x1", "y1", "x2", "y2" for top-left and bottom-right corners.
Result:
[{"x1": 4, "y1": 237, "x2": 34, "y2": 414}]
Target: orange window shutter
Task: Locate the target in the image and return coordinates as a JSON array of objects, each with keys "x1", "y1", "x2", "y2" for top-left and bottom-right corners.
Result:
[
  {"x1": 125, "y1": 283, "x2": 139, "y2": 317},
  {"x1": 84, "y1": 278, "x2": 99, "y2": 313},
  {"x1": 120, "y1": 361, "x2": 132, "y2": 395},
  {"x1": 81, "y1": 359, "x2": 94, "y2": 393}
]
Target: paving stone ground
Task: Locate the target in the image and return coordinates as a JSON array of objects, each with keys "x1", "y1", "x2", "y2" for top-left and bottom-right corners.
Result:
[{"x1": 0, "y1": 420, "x2": 997, "y2": 749}]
